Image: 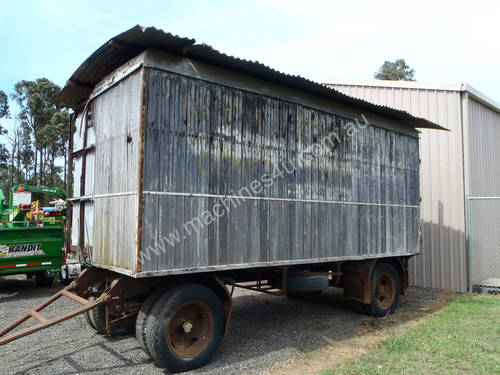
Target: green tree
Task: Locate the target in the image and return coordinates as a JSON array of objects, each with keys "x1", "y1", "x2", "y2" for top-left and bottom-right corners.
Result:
[
  {"x1": 18, "y1": 124, "x2": 34, "y2": 181},
  {"x1": 11, "y1": 78, "x2": 68, "y2": 187},
  {"x1": 0, "y1": 90, "x2": 9, "y2": 119},
  {"x1": 0, "y1": 90, "x2": 9, "y2": 196},
  {"x1": 374, "y1": 59, "x2": 415, "y2": 81},
  {"x1": 39, "y1": 110, "x2": 69, "y2": 186},
  {"x1": 7, "y1": 122, "x2": 33, "y2": 186},
  {"x1": 0, "y1": 90, "x2": 9, "y2": 170}
]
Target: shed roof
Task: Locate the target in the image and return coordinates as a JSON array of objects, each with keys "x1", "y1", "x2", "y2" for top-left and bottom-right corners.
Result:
[
  {"x1": 326, "y1": 79, "x2": 500, "y2": 114},
  {"x1": 59, "y1": 25, "x2": 444, "y2": 130}
]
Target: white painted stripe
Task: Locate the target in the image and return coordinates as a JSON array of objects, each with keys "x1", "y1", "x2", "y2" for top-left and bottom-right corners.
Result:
[
  {"x1": 15, "y1": 264, "x2": 27, "y2": 268},
  {"x1": 41, "y1": 262, "x2": 52, "y2": 265}
]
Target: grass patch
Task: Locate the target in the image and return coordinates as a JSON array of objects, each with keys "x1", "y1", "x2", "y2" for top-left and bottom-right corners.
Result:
[{"x1": 320, "y1": 295, "x2": 500, "y2": 375}]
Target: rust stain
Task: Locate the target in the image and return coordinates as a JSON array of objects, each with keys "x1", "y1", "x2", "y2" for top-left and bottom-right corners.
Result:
[{"x1": 135, "y1": 67, "x2": 148, "y2": 273}]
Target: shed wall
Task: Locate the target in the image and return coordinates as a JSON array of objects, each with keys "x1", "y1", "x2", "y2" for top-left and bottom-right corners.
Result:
[
  {"x1": 466, "y1": 98, "x2": 500, "y2": 196},
  {"x1": 329, "y1": 84, "x2": 467, "y2": 291},
  {"x1": 140, "y1": 69, "x2": 420, "y2": 274}
]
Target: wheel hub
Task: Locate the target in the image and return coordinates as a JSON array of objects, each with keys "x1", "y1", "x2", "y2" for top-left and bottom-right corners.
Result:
[
  {"x1": 182, "y1": 320, "x2": 193, "y2": 333},
  {"x1": 166, "y1": 301, "x2": 214, "y2": 358},
  {"x1": 375, "y1": 272, "x2": 395, "y2": 311}
]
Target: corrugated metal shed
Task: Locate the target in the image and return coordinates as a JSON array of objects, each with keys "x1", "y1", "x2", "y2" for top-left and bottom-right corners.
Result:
[
  {"x1": 325, "y1": 80, "x2": 500, "y2": 292},
  {"x1": 466, "y1": 98, "x2": 500, "y2": 196},
  {"x1": 59, "y1": 25, "x2": 443, "y2": 131}
]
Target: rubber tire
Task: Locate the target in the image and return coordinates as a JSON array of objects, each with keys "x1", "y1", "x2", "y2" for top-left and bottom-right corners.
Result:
[
  {"x1": 145, "y1": 283, "x2": 225, "y2": 372},
  {"x1": 86, "y1": 297, "x2": 135, "y2": 336},
  {"x1": 136, "y1": 287, "x2": 170, "y2": 356},
  {"x1": 368, "y1": 263, "x2": 400, "y2": 317},
  {"x1": 85, "y1": 282, "x2": 106, "y2": 334},
  {"x1": 35, "y1": 271, "x2": 54, "y2": 287},
  {"x1": 88, "y1": 296, "x2": 107, "y2": 334},
  {"x1": 85, "y1": 308, "x2": 97, "y2": 331},
  {"x1": 86, "y1": 297, "x2": 136, "y2": 337},
  {"x1": 286, "y1": 274, "x2": 329, "y2": 293}
]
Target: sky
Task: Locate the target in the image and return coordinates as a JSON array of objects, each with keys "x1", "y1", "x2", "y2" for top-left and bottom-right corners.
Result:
[{"x1": 1, "y1": 0, "x2": 499, "y2": 138}]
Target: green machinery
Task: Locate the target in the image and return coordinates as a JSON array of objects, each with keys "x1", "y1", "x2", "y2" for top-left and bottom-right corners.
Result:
[{"x1": 0, "y1": 184, "x2": 68, "y2": 286}]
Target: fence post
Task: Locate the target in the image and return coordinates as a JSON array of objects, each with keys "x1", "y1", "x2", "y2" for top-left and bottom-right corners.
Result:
[{"x1": 466, "y1": 197, "x2": 472, "y2": 293}]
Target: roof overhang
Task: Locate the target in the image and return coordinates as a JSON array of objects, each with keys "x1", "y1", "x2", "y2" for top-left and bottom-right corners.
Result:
[{"x1": 59, "y1": 25, "x2": 445, "y2": 130}]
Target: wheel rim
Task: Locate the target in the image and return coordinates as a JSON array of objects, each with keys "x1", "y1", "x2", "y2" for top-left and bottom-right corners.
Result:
[
  {"x1": 166, "y1": 301, "x2": 214, "y2": 358},
  {"x1": 375, "y1": 272, "x2": 396, "y2": 311}
]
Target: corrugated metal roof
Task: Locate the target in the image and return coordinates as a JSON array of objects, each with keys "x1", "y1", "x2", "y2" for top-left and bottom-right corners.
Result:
[
  {"x1": 325, "y1": 79, "x2": 500, "y2": 114},
  {"x1": 59, "y1": 25, "x2": 195, "y2": 108},
  {"x1": 59, "y1": 25, "x2": 444, "y2": 130}
]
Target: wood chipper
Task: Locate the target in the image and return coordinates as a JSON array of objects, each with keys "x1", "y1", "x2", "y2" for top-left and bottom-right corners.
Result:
[
  {"x1": 0, "y1": 26, "x2": 444, "y2": 373},
  {"x1": 0, "y1": 184, "x2": 76, "y2": 286}
]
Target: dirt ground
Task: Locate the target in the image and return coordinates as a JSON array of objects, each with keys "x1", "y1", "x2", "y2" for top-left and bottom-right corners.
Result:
[{"x1": 0, "y1": 275, "x2": 459, "y2": 375}]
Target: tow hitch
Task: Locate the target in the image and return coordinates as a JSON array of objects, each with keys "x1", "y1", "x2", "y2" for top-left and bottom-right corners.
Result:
[
  {"x1": 0, "y1": 281, "x2": 107, "y2": 345},
  {"x1": 0, "y1": 267, "x2": 152, "y2": 345}
]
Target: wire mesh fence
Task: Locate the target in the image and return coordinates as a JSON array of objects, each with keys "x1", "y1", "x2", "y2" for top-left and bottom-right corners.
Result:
[{"x1": 467, "y1": 197, "x2": 500, "y2": 295}]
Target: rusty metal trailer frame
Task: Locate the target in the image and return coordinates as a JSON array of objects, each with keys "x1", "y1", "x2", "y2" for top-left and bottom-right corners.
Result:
[
  {"x1": 0, "y1": 256, "x2": 408, "y2": 347},
  {"x1": 0, "y1": 274, "x2": 106, "y2": 345},
  {"x1": 0, "y1": 266, "x2": 237, "y2": 345}
]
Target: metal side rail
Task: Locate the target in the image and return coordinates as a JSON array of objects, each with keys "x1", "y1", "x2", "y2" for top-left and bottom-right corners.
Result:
[{"x1": 0, "y1": 283, "x2": 108, "y2": 345}]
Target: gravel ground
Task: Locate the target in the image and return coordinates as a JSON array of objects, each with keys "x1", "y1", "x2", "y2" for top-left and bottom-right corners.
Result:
[{"x1": 0, "y1": 275, "x2": 459, "y2": 375}]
